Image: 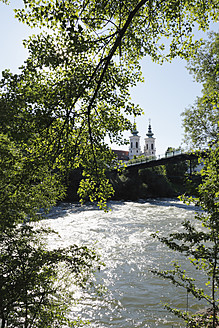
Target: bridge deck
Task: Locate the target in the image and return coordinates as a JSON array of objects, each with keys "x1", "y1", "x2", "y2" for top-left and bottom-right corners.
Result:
[{"x1": 115, "y1": 151, "x2": 204, "y2": 172}]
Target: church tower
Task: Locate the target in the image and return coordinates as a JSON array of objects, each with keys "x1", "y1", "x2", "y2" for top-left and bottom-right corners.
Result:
[
  {"x1": 144, "y1": 120, "x2": 156, "y2": 157},
  {"x1": 129, "y1": 122, "x2": 141, "y2": 160}
]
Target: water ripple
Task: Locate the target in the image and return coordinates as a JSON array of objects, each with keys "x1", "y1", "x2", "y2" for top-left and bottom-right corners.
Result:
[{"x1": 42, "y1": 199, "x2": 205, "y2": 328}]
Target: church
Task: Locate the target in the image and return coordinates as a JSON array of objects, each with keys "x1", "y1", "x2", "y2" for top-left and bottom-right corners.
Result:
[
  {"x1": 128, "y1": 120, "x2": 156, "y2": 160},
  {"x1": 112, "y1": 121, "x2": 156, "y2": 161}
]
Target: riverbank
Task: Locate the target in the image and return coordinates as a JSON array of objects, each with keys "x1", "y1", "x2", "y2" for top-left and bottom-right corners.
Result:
[{"x1": 64, "y1": 166, "x2": 201, "y2": 202}]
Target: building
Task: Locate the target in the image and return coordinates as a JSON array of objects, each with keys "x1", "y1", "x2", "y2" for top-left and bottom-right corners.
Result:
[
  {"x1": 112, "y1": 150, "x2": 129, "y2": 161},
  {"x1": 128, "y1": 122, "x2": 142, "y2": 160},
  {"x1": 144, "y1": 121, "x2": 156, "y2": 157},
  {"x1": 128, "y1": 120, "x2": 156, "y2": 159},
  {"x1": 112, "y1": 120, "x2": 156, "y2": 162}
]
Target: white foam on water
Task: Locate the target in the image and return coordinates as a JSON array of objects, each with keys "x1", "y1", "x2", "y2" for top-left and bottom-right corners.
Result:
[{"x1": 40, "y1": 199, "x2": 205, "y2": 327}]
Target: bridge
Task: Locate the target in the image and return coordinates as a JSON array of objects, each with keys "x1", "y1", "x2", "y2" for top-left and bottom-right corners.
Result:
[{"x1": 118, "y1": 150, "x2": 203, "y2": 173}]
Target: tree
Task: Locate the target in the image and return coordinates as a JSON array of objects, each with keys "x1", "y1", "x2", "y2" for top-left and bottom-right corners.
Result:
[
  {"x1": 0, "y1": 132, "x2": 65, "y2": 230},
  {"x1": 152, "y1": 26, "x2": 219, "y2": 328},
  {"x1": 0, "y1": 0, "x2": 219, "y2": 327},
  {"x1": 0, "y1": 132, "x2": 103, "y2": 327},
  {"x1": 151, "y1": 142, "x2": 219, "y2": 327},
  {"x1": 0, "y1": 224, "x2": 101, "y2": 328},
  {"x1": 182, "y1": 32, "x2": 219, "y2": 149},
  {"x1": 0, "y1": 132, "x2": 101, "y2": 328},
  {"x1": 1, "y1": 0, "x2": 219, "y2": 207}
]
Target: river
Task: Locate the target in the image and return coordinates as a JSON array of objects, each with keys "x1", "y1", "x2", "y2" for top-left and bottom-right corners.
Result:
[{"x1": 42, "y1": 199, "x2": 206, "y2": 328}]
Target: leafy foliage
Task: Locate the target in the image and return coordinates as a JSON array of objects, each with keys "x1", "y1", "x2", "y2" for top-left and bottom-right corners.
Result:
[
  {"x1": 0, "y1": 224, "x2": 101, "y2": 328},
  {"x1": 0, "y1": 131, "x2": 102, "y2": 327},
  {"x1": 0, "y1": 0, "x2": 219, "y2": 327},
  {"x1": 152, "y1": 30, "x2": 219, "y2": 328},
  {"x1": 182, "y1": 32, "x2": 219, "y2": 149},
  {"x1": 0, "y1": 133, "x2": 65, "y2": 230},
  {"x1": 1, "y1": 0, "x2": 219, "y2": 206}
]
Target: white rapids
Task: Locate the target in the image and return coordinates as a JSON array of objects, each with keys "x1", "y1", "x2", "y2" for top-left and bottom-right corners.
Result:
[{"x1": 41, "y1": 199, "x2": 206, "y2": 328}]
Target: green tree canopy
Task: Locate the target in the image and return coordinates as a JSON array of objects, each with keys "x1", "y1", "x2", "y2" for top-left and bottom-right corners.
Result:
[
  {"x1": 0, "y1": 224, "x2": 101, "y2": 328},
  {"x1": 1, "y1": 0, "x2": 219, "y2": 208},
  {"x1": 182, "y1": 32, "x2": 219, "y2": 149},
  {"x1": 0, "y1": 132, "x2": 65, "y2": 230},
  {"x1": 0, "y1": 1, "x2": 219, "y2": 327}
]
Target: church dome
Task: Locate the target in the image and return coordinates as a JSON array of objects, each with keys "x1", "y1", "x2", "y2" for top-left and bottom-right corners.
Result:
[{"x1": 146, "y1": 122, "x2": 154, "y2": 138}]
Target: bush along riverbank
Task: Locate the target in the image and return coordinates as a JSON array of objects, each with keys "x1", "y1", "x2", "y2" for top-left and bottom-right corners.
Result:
[
  {"x1": 64, "y1": 163, "x2": 201, "y2": 202},
  {"x1": 110, "y1": 165, "x2": 188, "y2": 200}
]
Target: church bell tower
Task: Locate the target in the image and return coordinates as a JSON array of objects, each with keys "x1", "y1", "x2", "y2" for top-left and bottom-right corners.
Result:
[
  {"x1": 129, "y1": 122, "x2": 141, "y2": 160},
  {"x1": 144, "y1": 120, "x2": 156, "y2": 157}
]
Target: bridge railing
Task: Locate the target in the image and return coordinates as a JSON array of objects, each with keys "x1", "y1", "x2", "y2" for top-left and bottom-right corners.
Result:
[
  {"x1": 123, "y1": 149, "x2": 184, "y2": 167},
  {"x1": 161, "y1": 149, "x2": 183, "y2": 158}
]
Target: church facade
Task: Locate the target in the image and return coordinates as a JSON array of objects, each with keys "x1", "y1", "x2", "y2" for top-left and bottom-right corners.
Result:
[{"x1": 129, "y1": 121, "x2": 156, "y2": 160}]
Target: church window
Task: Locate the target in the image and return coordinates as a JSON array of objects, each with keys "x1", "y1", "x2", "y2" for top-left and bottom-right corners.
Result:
[
  {"x1": 131, "y1": 142, "x2": 133, "y2": 148},
  {"x1": 151, "y1": 144, "x2": 153, "y2": 150},
  {"x1": 137, "y1": 150, "x2": 138, "y2": 153},
  {"x1": 136, "y1": 142, "x2": 138, "y2": 148},
  {"x1": 146, "y1": 144, "x2": 148, "y2": 150}
]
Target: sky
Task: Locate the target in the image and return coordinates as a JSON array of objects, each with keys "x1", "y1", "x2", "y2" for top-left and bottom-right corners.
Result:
[{"x1": 0, "y1": 1, "x2": 218, "y2": 156}]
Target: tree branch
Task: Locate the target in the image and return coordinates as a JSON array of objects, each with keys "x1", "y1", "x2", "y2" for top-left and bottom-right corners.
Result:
[{"x1": 86, "y1": 0, "x2": 148, "y2": 173}]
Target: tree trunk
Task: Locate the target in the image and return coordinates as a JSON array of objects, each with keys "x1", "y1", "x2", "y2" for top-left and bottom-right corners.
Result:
[{"x1": 1, "y1": 315, "x2": 6, "y2": 328}]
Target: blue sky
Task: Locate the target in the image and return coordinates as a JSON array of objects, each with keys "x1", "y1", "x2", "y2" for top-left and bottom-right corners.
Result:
[{"x1": 0, "y1": 1, "x2": 218, "y2": 155}]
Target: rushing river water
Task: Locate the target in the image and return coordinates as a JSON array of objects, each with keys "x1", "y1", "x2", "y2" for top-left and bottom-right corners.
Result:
[{"x1": 42, "y1": 199, "x2": 206, "y2": 328}]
